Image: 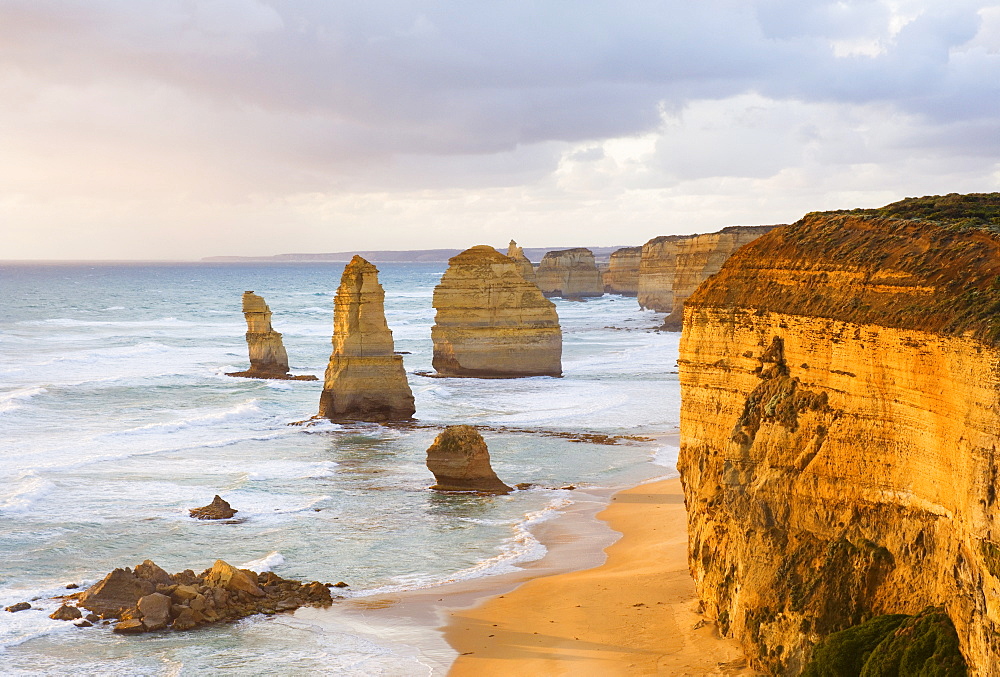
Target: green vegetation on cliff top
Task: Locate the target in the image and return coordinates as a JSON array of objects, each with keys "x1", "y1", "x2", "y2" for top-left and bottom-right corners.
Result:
[{"x1": 816, "y1": 192, "x2": 1000, "y2": 231}]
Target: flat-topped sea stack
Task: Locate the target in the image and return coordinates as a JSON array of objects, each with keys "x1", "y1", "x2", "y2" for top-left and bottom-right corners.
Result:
[
  {"x1": 426, "y1": 425, "x2": 512, "y2": 493},
  {"x1": 505, "y1": 240, "x2": 536, "y2": 282},
  {"x1": 535, "y1": 248, "x2": 604, "y2": 299},
  {"x1": 432, "y1": 245, "x2": 561, "y2": 377},
  {"x1": 318, "y1": 256, "x2": 415, "y2": 421},
  {"x1": 226, "y1": 292, "x2": 317, "y2": 380},
  {"x1": 678, "y1": 193, "x2": 1000, "y2": 673},
  {"x1": 603, "y1": 246, "x2": 641, "y2": 296},
  {"x1": 659, "y1": 225, "x2": 775, "y2": 329}
]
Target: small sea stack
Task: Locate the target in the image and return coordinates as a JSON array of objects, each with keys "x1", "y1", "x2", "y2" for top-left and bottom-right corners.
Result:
[
  {"x1": 189, "y1": 495, "x2": 238, "y2": 520},
  {"x1": 226, "y1": 291, "x2": 317, "y2": 380},
  {"x1": 505, "y1": 240, "x2": 536, "y2": 282},
  {"x1": 535, "y1": 248, "x2": 604, "y2": 299},
  {"x1": 431, "y1": 245, "x2": 562, "y2": 377},
  {"x1": 318, "y1": 256, "x2": 415, "y2": 422},
  {"x1": 603, "y1": 246, "x2": 642, "y2": 296},
  {"x1": 426, "y1": 425, "x2": 512, "y2": 494}
]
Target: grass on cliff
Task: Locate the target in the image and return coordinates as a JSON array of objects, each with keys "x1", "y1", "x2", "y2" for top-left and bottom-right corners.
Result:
[
  {"x1": 823, "y1": 193, "x2": 1000, "y2": 231},
  {"x1": 803, "y1": 607, "x2": 967, "y2": 677}
]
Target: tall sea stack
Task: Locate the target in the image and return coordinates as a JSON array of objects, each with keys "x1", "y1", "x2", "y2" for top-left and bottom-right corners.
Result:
[
  {"x1": 432, "y1": 245, "x2": 561, "y2": 377},
  {"x1": 226, "y1": 292, "x2": 316, "y2": 380},
  {"x1": 535, "y1": 248, "x2": 603, "y2": 299},
  {"x1": 318, "y1": 256, "x2": 415, "y2": 421},
  {"x1": 678, "y1": 194, "x2": 1000, "y2": 674}
]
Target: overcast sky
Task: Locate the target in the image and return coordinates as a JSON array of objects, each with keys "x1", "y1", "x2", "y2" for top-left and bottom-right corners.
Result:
[{"x1": 2, "y1": 0, "x2": 999, "y2": 260}]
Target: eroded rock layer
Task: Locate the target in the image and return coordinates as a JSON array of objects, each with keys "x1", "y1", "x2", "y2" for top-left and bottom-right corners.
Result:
[
  {"x1": 506, "y1": 240, "x2": 536, "y2": 282},
  {"x1": 426, "y1": 425, "x2": 512, "y2": 493},
  {"x1": 432, "y1": 245, "x2": 561, "y2": 377},
  {"x1": 318, "y1": 256, "x2": 415, "y2": 421},
  {"x1": 603, "y1": 246, "x2": 641, "y2": 296},
  {"x1": 678, "y1": 194, "x2": 1000, "y2": 674},
  {"x1": 535, "y1": 248, "x2": 603, "y2": 298},
  {"x1": 637, "y1": 235, "x2": 685, "y2": 312}
]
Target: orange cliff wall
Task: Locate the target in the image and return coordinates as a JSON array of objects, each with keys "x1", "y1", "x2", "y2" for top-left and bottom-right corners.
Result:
[{"x1": 678, "y1": 208, "x2": 1000, "y2": 674}]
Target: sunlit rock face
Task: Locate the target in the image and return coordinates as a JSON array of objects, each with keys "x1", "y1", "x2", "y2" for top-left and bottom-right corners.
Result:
[
  {"x1": 506, "y1": 240, "x2": 536, "y2": 283},
  {"x1": 228, "y1": 292, "x2": 291, "y2": 377},
  {"x1": 318, "y1": 255, "x2": 415, "y2": 421},
  {"x1": 603, "y1": 246, "x2": 641, "y2": 296},
  {"x1": 425, "y1": 425, "x2": 512, "y2": 494},
  {"x1": 678, "y1": 194, "x2": 1000, "y2": 674},
  {"x1": 535, "y1": 247, "x2": 604, "y2": 299},
  {"x1": 637, "y1": 235, "x2": 685, "y2": 312},
  {"x1": 432, "y1": 245, "x2": 561, "y2": 377}
]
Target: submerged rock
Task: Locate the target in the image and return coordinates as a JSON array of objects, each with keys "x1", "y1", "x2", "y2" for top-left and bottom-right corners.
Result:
[
  {"x1": 432, "y1": 245, "x2": 562, "y2": 378},
  {"x1": 426, "y1": 425, "x2": 512, "y2": 494},
  {"x1": 226, "y1": 291, "x2": 317, "y2": 381},
  {"x1": 50, "y1": 604, "x2": 82, "y2": 621},
  {"x1": 317, "y1": 256, "x2": 416, "y2": 422},
  {"x1": 535, "y1": 248, "x2": 604, "y2": 299},
  {"x1": 5, "y1": 602, "x2": 30, "y2": 613},
  {"x1": 189, "y1": 495, "x2": 238, "y2": 520}
]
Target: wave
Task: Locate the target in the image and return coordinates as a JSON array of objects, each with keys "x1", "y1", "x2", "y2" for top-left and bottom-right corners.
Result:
[
  {"x1": 16, "y1": 317, "x2": 194, "y2": 328},
  {"x1": 652, "y1": 443, "x2": 680, "y2": 470},
  {"x1": 0, "y1": 386, "x2": 47, "y2": 414},
  {"x1": 107, "y1": 400, "x2": 266, "y2": 437},
  {"x1": 240, "y1": 551, "x2": 285, "y2": 573},
  {"x1": 0, "y1": 474, "x2": 56, "y2": 512},
  {"x1": 245, "y1": 461, "x2": 338, "y2": 481}
]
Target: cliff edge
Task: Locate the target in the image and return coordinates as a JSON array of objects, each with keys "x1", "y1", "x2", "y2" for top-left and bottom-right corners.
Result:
[{"x1": 678, "y1": 193, "x2": 1000, "y2": 674}]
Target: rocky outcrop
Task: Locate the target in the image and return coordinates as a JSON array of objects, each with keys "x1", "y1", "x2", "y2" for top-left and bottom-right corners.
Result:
[
  {"x1": 318, "y1": 256, "x2": 415, "y2": 421},
  {"x1": 431, "y1": 245, "x2": 561, "y2": 377},
  {"x1": 636, "y1": 226, "x2": 773, "y2": 319},
  {"x1": 535, "y1": 248, "x2": 604, "y2": 299},
  {"x1": 226, "y1": 292, "x2": 317, "y2": 380},
  {"x1": 506, "y1": 240, "x2": 536, "y2": 282},
  {"x1": 189, "y1": 495, "x2": 238, "y2": 520},
  {"x1": 678, "y1": 193, "x2": 1000, "y2": 674},
  {"x1": 68, "y1": 558, "x2": 333, "y2": 633},
  {"x1": 426, "y1": 425, "x2": 512, "y2": 493},
  {"x1": 603, "y1": 246, "x2": 641, "y2": 296}
]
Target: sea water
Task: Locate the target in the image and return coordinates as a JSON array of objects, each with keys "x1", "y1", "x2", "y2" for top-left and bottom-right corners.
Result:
[{"x1": 0, "y1": 262, "x2": 680, "y2": 675}]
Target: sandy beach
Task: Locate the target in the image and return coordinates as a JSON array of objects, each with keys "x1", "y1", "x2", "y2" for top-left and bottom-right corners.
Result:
[{"x1": 444, "y1": 476, "x2": 751, "y2": 676}]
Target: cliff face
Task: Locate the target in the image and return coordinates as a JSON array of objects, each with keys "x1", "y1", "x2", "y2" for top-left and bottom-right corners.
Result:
[
  {"x1": 506, "y1": 240, "x2": 536, "y2": 283},
  {"x1": 678, "y1": 196, "x2": 1000, "y2": 674},
  {"x1": 318, "y1": 255, "x2": 415, "y2": 421},
  {"x1": 637, "y1": 226, "x2": 773, "y2": 319},
  {"x1": 603, "y1": 246, "x2": 641, "y2": 296},
  {"x1": 432, "y1": 245, "x2": 561, "y2": 377},
  {"x1": 535, "y1": 248, "x2": 604, "y2": 298},
  {"x1": 660, "y1": 225, "x2": 775, "y2": 329}
]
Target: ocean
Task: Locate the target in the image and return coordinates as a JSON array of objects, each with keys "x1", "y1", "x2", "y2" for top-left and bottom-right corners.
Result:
[{"x1": 0, "y1": 261, "x2": 680, "y2": 675}]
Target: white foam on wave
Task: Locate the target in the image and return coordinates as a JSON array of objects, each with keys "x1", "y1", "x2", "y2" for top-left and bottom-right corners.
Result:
[
  {"x1": 0, "y1": 584, "x2": 81, "y2": 651},
  {"x1": 108, "y1": 400, "x2": 265, "y2": 437},
  {"x1": 241, "y1": 551, "x2": 286, "y2": 573},
  {"x1": 17, "y1": 317, "x2": 193, "y2": 328},
  {"x1": 245, "y1": 460, "x2": 338, "y2": 481},
  {"x1": 0, "y1": 473, "x2": 56, "y2": 512},
  {"x1": 0, "y1": 386, "x2": 47, "y2": 414},
  {"x1": 652, "y1": 443, "x2": 680, "y2": 470}
]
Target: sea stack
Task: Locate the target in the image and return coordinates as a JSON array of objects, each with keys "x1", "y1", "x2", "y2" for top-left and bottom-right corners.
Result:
[
  {"x1": 603, "y1": 246, "x2": 642, "y2": 296},
  {"x1": 431, "y1": 245, "x2": 562, "y2": 377},
  {"x1": 678, "y1": 193, "x2": 1000, "y2": 673},
  {"x1": 227, "y1": 292, "x2": 316, "y2": 380},
  {"x1": 317, "y1": 256, "x2": 415, "y2": 422},
  {"x1": 426, "y1": 425, "x2": 512, "y2": 493},
  {"x1": 505, "y1": 240, "x2": 536, "y2": 282},
  {"x1": 535, "y1": 248, "x2": 604, "y2": 299}
]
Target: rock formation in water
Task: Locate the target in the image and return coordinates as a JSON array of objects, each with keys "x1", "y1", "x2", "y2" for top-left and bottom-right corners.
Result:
[
  {"x1": 535, "y1": 248, "x2": 604, "y2": 299},
  {"x1": 226, "y1": 292, "x2": 317, "y2": 380},
  {"x1": 67, "y1": 558, "x2": 333, "y2": 633},
  {"x1": 431, "y1": 245, "x2": 562, "y2": 377},
  {"x1": 318, "y1": 255, "x2": 416, "y2": 421},
  {"x1": 189, "y1": 495, "x2": 238, "y2": 520},
  {"x1": 603, "y1": 246, "x2": 642, "y2": 296},
  {"x1": 678, "y1": 193, "x2": 1000, "y2": 674},
  {"x1": 426, "y1": 425, "x2": 512, "y2": 493},
  {"x1": 636, "y1": 226, "x2": 773, "y2": 321},
  {"x1": 505, "y1": 240, "x2": 536, "y2": 282}
]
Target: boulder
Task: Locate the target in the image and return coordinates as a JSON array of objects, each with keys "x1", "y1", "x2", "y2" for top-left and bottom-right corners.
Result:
[
  {"x1": 317, "y1": 256, "x2": 416, "y2": 421},
  {"x1": 204, "y1": 560, "x2": 265, "y2": 597},
  {"x1": 535, "y1": 248, "x2": 604, "y2": 298},
  {"x1": 49, "y1": 604, "x2": 82, "y2": 621},
  {"x1": 432, "y1": 245, "x2": 562, "y2": 377},
  {"x1": 78, "y1": 568, "x2": 155, "y2": 618},
  {"x1": 426, "y1": 425, "x2": 512, "y2": 493},
  {"x1": 113, "y1": 619, "x2": 146, "y2": 634},
  {"x1": 137, "y1": 593, "x2": 172, "y2": 630},
  {"x1": 5, "y1": 602, "x2": 30, "y2": 613},
  {"x1": 188, "y1": 495, "x2": 238, "y2": 520},
  {"x1": 226, "y1": 291, "x2": 317, "y2": 381}
]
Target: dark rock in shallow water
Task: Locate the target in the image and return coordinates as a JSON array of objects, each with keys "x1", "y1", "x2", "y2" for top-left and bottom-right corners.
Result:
[
  {"x1": 49, "y1": 604, "x2": 82, "y2": 621},
  {"x1": 426, "y1": 425, "x2": 512, "y2": 494},
  {"x1": 78, "y1": 567, "x2": 155, "y2": 618},
  {"x1": 74, "y1": 620, "x2": 93, "y2": 628},
  {"x1": 189, "y1": 495, "x2": 238, "y2": 520},
  {"x1": 137, "y1": 593, "x2": 172, "y2": 630},
  {"x1": 113, "y1": 619, "x2": 145, "y2": 634},
  {"x1": 5, "y1": 602, "x2": 31, "y2": 612}
]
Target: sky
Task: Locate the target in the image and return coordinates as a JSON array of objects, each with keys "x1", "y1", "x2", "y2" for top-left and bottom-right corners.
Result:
[{"x1": 1, "y1": 0, "x2": 999, "y2": 260}]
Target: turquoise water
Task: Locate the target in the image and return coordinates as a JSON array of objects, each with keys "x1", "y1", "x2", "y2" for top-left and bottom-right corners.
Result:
[{"x1": 0, "y1": 262, "x2": 679, "y2": 675}]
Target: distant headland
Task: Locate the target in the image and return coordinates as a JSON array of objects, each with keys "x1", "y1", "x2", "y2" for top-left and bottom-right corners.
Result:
[{"x1": 201, "y1": 246, "x2": 627, "y2": 264}]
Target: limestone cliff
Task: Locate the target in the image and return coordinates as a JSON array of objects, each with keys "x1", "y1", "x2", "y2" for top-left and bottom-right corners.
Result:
[
  {"x1": 226, "y1": 292, "x2": 316, "y2": 380},
  {"x1": 506, "y1": 240, "x2": 536, "y2": 283},
  {"x1": 603, "y1": 246, "x2": 641, "y2": 296},
  {"x1": 426, "y1": 425, "x2": 512, "y2": 493},
  {"x1": 432, "y1": 245, "x2": 561, "y2": 377},
  {"x1": 637, "y1": 235, "x2": 685, "y2": 312},
  {"x1": 318, "y1": 256, "x2": 415, "y2": 421},
  {"x1": 678, "y1": 193, "x2": 1000, "y2": 674},
  {"x1": 535, "y1": 248, "x2": 604, "y2": 299}
]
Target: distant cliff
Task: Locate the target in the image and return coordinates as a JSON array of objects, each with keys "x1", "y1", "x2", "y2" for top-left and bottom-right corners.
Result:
[
  {"x1": 603, "y1": 246, "x2": 642, "y2": 296},
  {"x1": 202, "y1": 246, "x2": 626, "y2": 264},
  {"x1": 536, "y1": 248, "x2": 604, "y2": 299},
  {"x1": 678, "y1": 193, "x2": 1000, "y2": 674}
]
